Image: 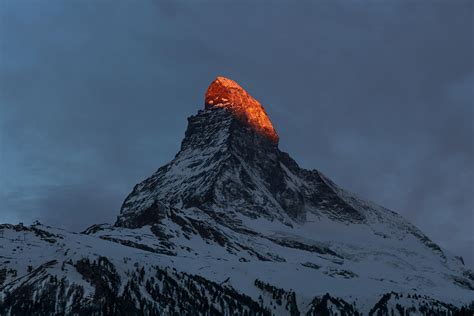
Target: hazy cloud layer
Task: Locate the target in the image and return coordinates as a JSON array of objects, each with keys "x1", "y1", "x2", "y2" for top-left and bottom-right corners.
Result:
[{"x1": 1, "y1": 1, "x2": 472, "y2": 265}]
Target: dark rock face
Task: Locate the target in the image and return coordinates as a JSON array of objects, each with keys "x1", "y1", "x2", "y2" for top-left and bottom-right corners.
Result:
[
  {"x1": 115, "y1": 201, "x2": 166, "y2": 228},
  {"x1": 115, "y1": 106, "x2": 365, "y2": 229},
  {"x1": 113, "y1": 102, "x2": 451, "y2": 269}
]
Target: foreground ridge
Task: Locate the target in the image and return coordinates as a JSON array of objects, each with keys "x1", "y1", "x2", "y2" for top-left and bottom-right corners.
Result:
[{"x1": 1, "y1": 223, "x2": 472, "y2": 315}]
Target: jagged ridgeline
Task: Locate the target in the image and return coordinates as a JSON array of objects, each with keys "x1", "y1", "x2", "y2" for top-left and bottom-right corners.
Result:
[{"x1": 1, "y1": 77, "x2": 473, "y2": 315}]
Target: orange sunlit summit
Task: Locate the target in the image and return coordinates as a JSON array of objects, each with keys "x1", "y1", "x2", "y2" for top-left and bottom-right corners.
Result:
[{"x1": 205, "y1": 76, "x2": 279, "y2": 145}]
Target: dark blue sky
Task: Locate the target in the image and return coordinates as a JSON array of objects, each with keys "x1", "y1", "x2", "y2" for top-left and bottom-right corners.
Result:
[{"x1": 1, "y1": 1, "x2": 473, "y2": 265}]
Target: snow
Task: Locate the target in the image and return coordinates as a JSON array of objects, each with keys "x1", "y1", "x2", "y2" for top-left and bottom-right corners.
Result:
[{"x1": 1, "y1": 215, "x2": 472, "y2": 315}]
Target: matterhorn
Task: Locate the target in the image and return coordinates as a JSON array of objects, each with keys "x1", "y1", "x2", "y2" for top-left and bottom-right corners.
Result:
[{"x1": 1, "y1": 77, "x2": 472, "y2": 315}]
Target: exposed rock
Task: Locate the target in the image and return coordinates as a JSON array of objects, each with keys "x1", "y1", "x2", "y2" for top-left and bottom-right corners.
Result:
[{"x1": 205, "y1": 76, "x2": 279, "y2": 145}]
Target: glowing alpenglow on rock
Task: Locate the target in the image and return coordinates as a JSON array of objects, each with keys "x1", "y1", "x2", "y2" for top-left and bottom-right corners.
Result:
[{"x1": 205, "y1": 76, "x2": 279, "y2": 145}]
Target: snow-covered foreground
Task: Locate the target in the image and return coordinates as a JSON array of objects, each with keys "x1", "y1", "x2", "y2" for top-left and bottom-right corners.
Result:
[{"x1": 0, "y1": 215, "x2": 472, "y2": 315}]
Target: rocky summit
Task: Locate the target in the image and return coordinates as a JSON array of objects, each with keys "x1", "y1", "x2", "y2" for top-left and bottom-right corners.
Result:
[
  {"x1": 1, "y1": 77, "x2": 473, "y2": 315},
  {"x1": 205, "y1": 76, "x2": 279, "y2": 145}
]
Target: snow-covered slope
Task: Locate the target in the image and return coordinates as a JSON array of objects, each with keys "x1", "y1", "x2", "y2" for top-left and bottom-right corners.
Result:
[
  {"x1": 1, "y1": 222, "x2": 472, "y2": 315},
  {"x1": 1, "y1": 77, "x2": 473, "y2": 315}
]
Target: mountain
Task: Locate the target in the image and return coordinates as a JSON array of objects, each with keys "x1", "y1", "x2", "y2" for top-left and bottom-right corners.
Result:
[{"x1": 1, "y1": 76, "x2": 473, "y2": 315}]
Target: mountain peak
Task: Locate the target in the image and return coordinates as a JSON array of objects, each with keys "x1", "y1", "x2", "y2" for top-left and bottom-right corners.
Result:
[{"x1": 205, "y1": 76, "x2": 279, "y2": 145}]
